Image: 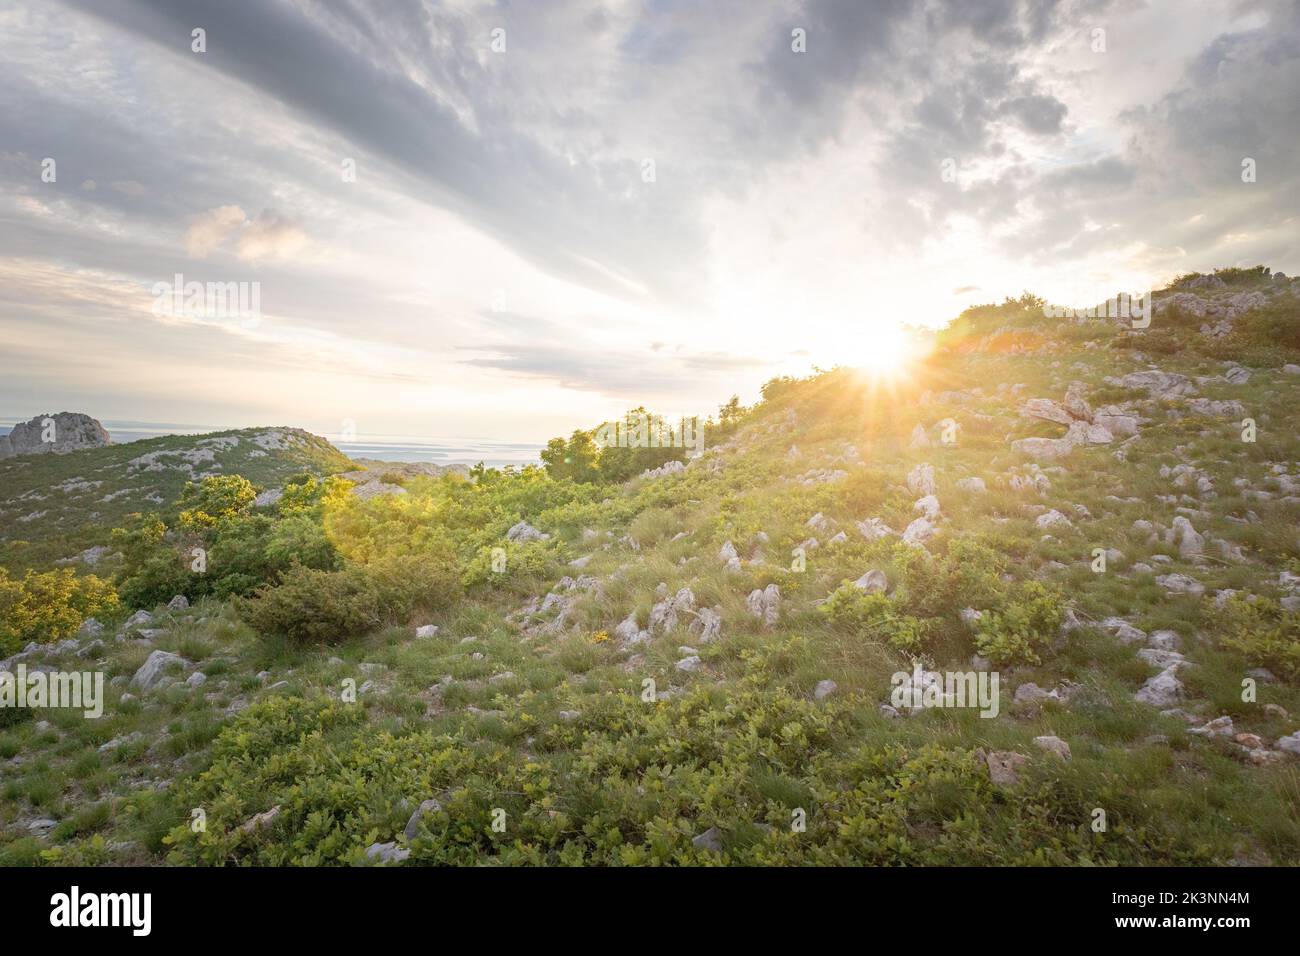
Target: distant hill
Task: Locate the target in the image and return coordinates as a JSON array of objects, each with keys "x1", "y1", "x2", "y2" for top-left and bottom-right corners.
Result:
[{"x1": 0, "y1": 426, "x2": 355, "y2": 571}]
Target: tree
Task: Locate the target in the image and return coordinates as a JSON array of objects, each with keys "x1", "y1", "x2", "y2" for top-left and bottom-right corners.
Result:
[{"x1": 540, "y1": 430, "x2": 601, "y2": 483}]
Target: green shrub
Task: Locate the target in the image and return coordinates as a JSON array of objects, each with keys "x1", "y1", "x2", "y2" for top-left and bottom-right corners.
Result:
[
  {"x1": 820, "y1": 584, "x2": 933, "y2": 652},
  {"x1": 1208, "y1": 596, "x2": 1300, "y2": 682},
  {"x1": 0, "y1": 566, "x2": 120, "y2": 656},
  {"x1": 973, "y1": 581, "x2": 1064, "y2": 666},
  {"x1": 237, "y1": 550, "x2": 460, "y2": 644}
]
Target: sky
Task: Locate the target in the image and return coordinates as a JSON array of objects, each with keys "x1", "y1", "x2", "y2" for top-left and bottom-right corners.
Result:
[{"x1": 2, "y1": 0, "x2": 1298, "y2": 446}]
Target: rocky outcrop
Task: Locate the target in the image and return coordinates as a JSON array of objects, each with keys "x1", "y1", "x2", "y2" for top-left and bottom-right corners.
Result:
[{"x1": 0, "y1": 412, "x2": 110, "y2": 459}]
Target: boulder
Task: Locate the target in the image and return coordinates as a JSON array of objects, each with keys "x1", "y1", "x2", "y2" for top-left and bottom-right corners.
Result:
[
  {"x1": 403, "y1": 799, "x2": 444, "y2": 840},
  {"x1": 746, "y1": 584, "x2": 781, "y2": 628},
  {"x1": 129, "y1": 650, "x2": 184, "y2": 691},
  {"x1": 0, "y1": 412, "x2": 110, "y2": 460},
  {"x1": 906, "y1": 463, "x2": 936, "y2": 496},
  {"x1": 853, "y1": 570, "x2": 888, "y2": 593},
  {"x1": 692, "y1": 827, "x2": 724, "y2": 853},
  {"x1": 1035, "y1": 509, "x2": 1073, "y2": 530},
  {"x1": 365, "y1": 842, "x2": 411, "y2": 864},
  {"x1": 1169, "y1": 516, "x2": 1205, "y2": 558},
  {"x1": 813, "y1": 679, "x2": 838, "y2": 701},
  {"x1": 1135, "y1": 666, "x2": 1184, "y2": 707},
  {"x1": 902, "y1": 517, "x2": 937, "y2": 547},
  {"x1": 506, "y1": 521, "x2": 549, "y2": 542},
  {"x1": 1033, "y1": 735, "x2": 1071, "y2": 759},
  {"x1": 982, "y1": 750, "x2": 1027, "y2": 787},
  {"x1": 856, "y1": 517, "x2": 895, "y2": 540}
]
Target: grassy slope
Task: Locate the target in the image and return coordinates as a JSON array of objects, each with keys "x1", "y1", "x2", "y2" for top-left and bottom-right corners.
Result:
[
  {"x1": 0, "y1": 427, "x2": 355, "y2": 572},
  {"x1": 2, "y1": 274, "x2": 1299, "y2": 865}
]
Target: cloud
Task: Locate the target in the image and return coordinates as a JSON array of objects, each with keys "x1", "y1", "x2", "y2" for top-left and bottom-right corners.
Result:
[
  {"x1": 236, "y1": 209, "x2": 308, "y2": 261},
  {"x1": 185, "y1": 205, "x2": 247, "y2": 258},
  {"x1": 459, "y1": 341, "x2": 774, "y2": 399}
]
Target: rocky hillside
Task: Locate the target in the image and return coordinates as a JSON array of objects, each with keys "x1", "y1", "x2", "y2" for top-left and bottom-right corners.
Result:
[
  {"x1": 1, "y1": 267, "x2": 1298, "y2": 867},
  {"x1": 0, "y1": 426, "x2": 355, "y2": 571}
]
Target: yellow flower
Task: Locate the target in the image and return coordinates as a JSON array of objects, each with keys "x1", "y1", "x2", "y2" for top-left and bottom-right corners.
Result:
[{"x1": 591, "y1": 630, "x2": 610, "y2": 644}]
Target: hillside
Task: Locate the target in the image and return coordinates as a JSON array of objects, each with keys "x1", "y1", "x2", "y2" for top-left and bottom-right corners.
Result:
[
  {"x1": 0, "y1": 427, "x2": 355, "y2": 572},
  {"x1": 1, "y1": 267, "x2": 1299, "y2": 866}
]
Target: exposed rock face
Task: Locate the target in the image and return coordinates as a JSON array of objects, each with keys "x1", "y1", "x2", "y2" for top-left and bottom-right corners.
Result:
[{"x1": 0, "y1": 412, "x2": 110, "y2": 459}]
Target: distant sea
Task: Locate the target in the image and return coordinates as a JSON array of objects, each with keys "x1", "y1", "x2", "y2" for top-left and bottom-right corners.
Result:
[{"x1": 0, "y1": 419, "x2": 542, "y2": 468}]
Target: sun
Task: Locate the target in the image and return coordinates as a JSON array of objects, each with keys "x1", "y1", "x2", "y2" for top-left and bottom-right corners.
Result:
[{"x1": 853, "y1": 324, "x2": 917, "y2": 379}]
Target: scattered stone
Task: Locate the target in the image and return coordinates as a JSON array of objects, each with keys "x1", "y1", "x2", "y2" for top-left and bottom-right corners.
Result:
[
  {"x1": 403, "y1": 799, "x2": 444, "y2": 840},
  {"x1": 239, "y1": 806, "x2": 281, "y2": 834},
  {"x1": 1156, "y1": 573, "x2": 1205, "y2": 597},
  {"x1": 813, "y1": 679, "x2": 838, "y2": 700},
  {"x1": 852, "y1": 570, "x2": 887, "y2": 594},
  {"x1": 506, "y1": 521, "x2": 549, "y2": 543},
  {"x1": 1135, "y1": 666, "x2": 1184, "y2": 707},
  {"x1": 122, "y1": 610, "x2": 153, "y2": 631},
  {"x1": 982, "y1": 750, "x2": 1027, "y2": 787},
  {"x1": 718, "y1": 540, "x2": 742, "y2": 572},
  {"x1": 856, "y1": 517, "x2": 895, "y2": 540},
  {"x1": 902, "y1": 516, "x2": 937, "y2": 546},
  {"x1": 1035, "y1": 509, "x2": 1072, "y2": 530},
  {"x1": 1033, "y1": 735, "x2": 1071, "y2": 759},
  {"x1": 906, "y1": 463, "x2": 936, "y2": 496},
  {"x1": 77, "y1": 618, "x2": 104, "y2": 639},
  {"x1": 365, "y1": 841, "x2": 411, "y2": 864},
  {"x1": 415, "y1": 624, "x2": 439, "y2": 639},
  {"x1": 692, "y1": 826, "x2": 724, "y2": 853},
  {"x1": 1014, "y1": 683, "x2": 1050, "y2": 703},
  {"x1": 129, "y1": 650, "x2": 184, "y2": 691},
  {"x1": 1169, "y1": 516, "x2": 1204, "y2": 558},
  {"x1": 746, "y1": 584, "x2": 781, "y2": 627}
]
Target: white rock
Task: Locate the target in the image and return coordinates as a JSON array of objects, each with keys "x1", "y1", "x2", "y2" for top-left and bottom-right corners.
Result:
[
  {"x1": 1135, "y1": 667, "x2": 1184, "y2": 707},
  {"x1": 1033, "y1": 735, "x2": 1071, "y2": 759},
  {"x1": 853, "y1": 570, "x2": 888, "y2": 593},
  {"x1": 746, "y1": 584, "x2": 781, "y2": 628},
  {"x1": 913, "y1": 494, "x2": 941, "y2": 518},
  {"x1": 129, "y1": 650, "x2": 184, "y2": 691},
  {"x1": 506, "y1": 521, "x2": 550, "y2": 542},
  {"x1": 906, "y1": 463, "x2": 936, "y2": 496},
  {"x1": 902, "y1": 517, "x2": 937, "y2": 546}
]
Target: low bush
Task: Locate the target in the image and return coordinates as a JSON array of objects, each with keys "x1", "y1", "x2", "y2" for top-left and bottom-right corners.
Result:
[{"x1": 237, "y1": 550, "x2": 460, "y2": 645}]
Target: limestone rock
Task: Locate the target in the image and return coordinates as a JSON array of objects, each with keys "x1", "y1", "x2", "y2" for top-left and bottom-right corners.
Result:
[
  {"x1": 0, "y1": 412, "x2": 110, "y2": 460},
  {"x1": 130, "y1": 650, "x2": 184, "y2": 691},
  {"x1": 746, "y1": 584, "x2": 781, "y2": 628}
]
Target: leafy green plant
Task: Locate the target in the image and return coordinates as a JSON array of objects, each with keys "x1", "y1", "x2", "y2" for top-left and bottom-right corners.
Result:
[{"x1": 973, "y1": 581, "x2": 1064, "y2": 666}]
